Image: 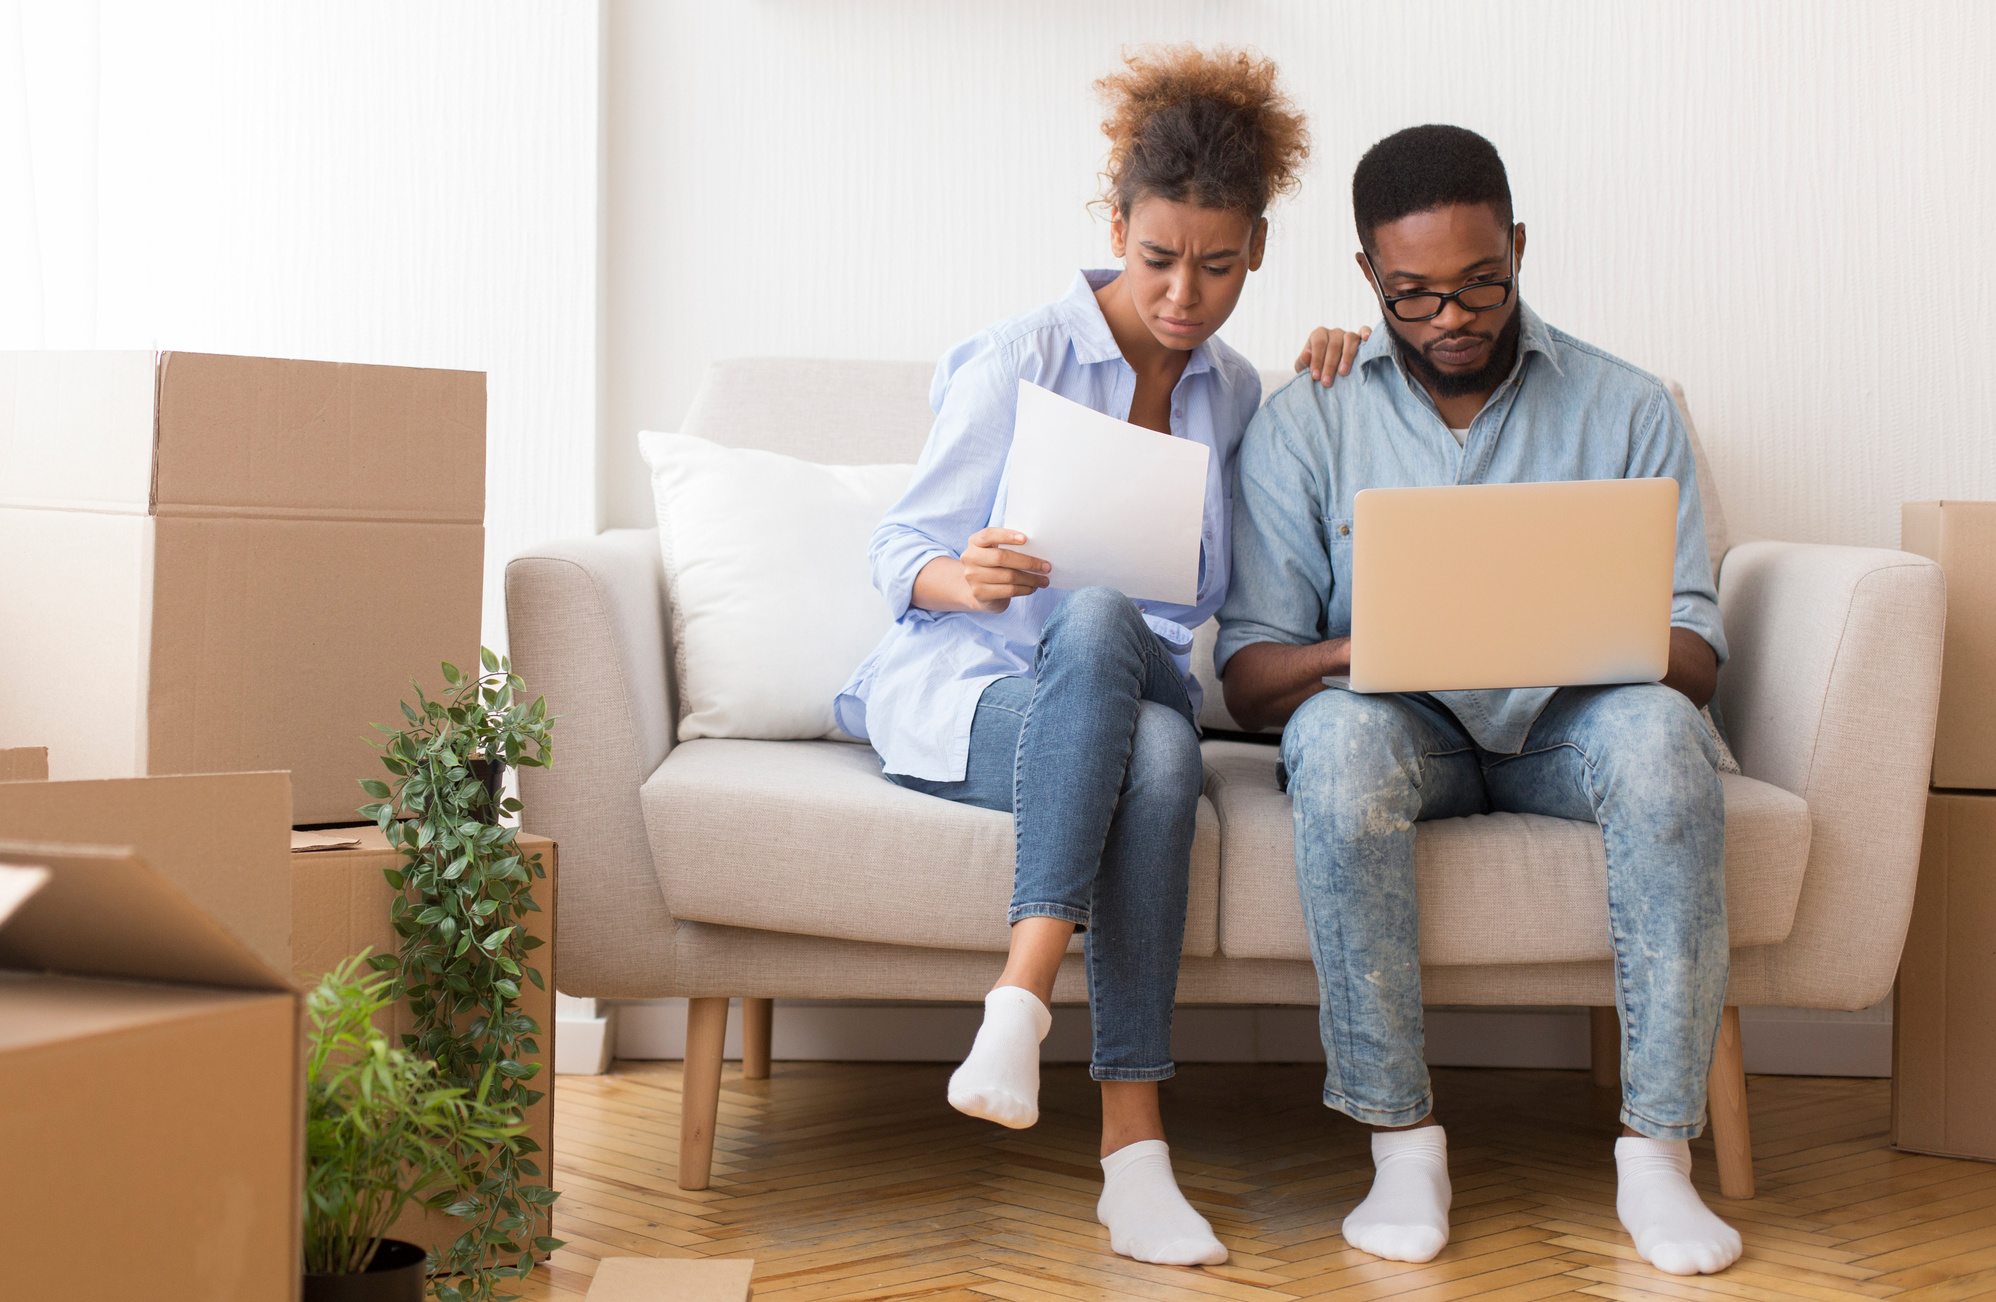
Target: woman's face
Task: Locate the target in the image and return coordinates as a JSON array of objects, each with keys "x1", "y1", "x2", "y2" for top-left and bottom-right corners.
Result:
[{"x1": 1108, "y1": 196, "x2": 1267, "y2": 351}]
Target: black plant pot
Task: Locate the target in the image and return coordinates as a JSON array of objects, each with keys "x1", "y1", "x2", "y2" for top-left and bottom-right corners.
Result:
[
  {"x1": 469, "y1": 751, "x2": 508, "y2": 826},
  {"x1": 303, "y1": 1238, "x2": 427, "y2": 1302}
]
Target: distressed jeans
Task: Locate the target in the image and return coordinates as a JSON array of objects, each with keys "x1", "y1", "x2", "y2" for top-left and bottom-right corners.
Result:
[
  {"x1": 1282, "y1": 683, "x2": 1728, "y2": 1138},
  {"x1": 886, "y1": 587, "x2": 1203, "y2": 1081}
]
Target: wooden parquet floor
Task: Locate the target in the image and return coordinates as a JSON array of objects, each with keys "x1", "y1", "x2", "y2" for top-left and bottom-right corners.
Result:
[{"x1": 513, "y1": 1061, "x2": 1996, "y2": 1302}]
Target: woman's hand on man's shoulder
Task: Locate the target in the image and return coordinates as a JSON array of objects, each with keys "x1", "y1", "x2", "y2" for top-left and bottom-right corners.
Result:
[{"x1": 1293, "y1": 326, "x2": 1373, "y2": 386}]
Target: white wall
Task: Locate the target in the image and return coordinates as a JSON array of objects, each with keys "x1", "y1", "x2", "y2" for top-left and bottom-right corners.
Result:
[
  {"x1": 0, "y1": 1, "x2": 599, "y2": 655},
  {"x1": 603, "y1": 0, "x2": 1996, "y2": 549}
]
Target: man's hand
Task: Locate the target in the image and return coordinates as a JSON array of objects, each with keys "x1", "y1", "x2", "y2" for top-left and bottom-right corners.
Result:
[
  {"x1": 1662, "y1": 627, "x2": 1718, "y2": 709},
  {"x1": 1293, "y1": 326, "x2": 1374, "y2": 385},
  {"x1": 910, "y1": 528, "x2": 1051, "y2": 614},
  {"x1": 1221, "y1": 638, "x2": 1352, "y2": 732}
]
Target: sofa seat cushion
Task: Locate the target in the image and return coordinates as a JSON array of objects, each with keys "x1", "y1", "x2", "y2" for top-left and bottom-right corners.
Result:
[
  {"x1": 644, "y1": 737, "x2": 1222, "y2": 956},
  {"x1": 1202, "y1": 739, "x2": 1811, "y2": 966}
]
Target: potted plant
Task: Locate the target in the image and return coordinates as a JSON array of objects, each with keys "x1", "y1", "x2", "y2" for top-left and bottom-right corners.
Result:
[
  {"x1": 304, "y1": 953, "x2": 527, "y2": 1301},
  {"x1": 360, "y1": 649, "x2": 560, "y2": 1300}
]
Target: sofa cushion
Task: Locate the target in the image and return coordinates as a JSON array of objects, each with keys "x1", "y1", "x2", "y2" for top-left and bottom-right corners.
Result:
[
  {"x1": 638, "y1": 431, "x2": 911, "y2": 742},
  {"x1": 644, "y1": 737, "x2": 1221, "y2": 957},
  {"x1": 1202, "y1": 739, "x2": 1810, "y2": 966}
]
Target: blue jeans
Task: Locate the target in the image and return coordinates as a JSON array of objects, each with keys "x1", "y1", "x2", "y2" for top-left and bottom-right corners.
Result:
[
  {"x1": 1282, "y1": 683, "x2": 1728, "y2": 1139},
  {"x1": 886, "y1": 587, "x2": 1203, "y2": 1081}
]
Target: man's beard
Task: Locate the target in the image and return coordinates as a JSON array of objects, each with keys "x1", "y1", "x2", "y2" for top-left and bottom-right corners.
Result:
[{"x1": 1390, "y1": 308, "x2": 1523, "y2": 398}]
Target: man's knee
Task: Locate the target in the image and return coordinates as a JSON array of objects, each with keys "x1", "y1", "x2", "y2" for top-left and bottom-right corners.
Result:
[
  {"x1": 1584, "y1": 685, "x2": 1722, "y2": 816},
  {"x1": 1126, "y1": 700, "x2": 1203, "y2": 805},
  {"x1": 1591, "y1": 685, "x2": 1717, "y2": 770},
  {"x1": 1283, "y1": 691, "x2": 1423, "y2": 815}
]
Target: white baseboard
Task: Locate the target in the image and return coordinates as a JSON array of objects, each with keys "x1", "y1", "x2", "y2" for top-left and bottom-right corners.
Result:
[
  {"x1": 554, "y1": 993, "x2": 617, "y2": 1075},
  {"x1": 604, "y1": 998, "x2": 1893, "y2": 1077}
]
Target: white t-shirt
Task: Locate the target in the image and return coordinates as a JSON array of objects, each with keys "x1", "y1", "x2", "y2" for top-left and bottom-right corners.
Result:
[{"x1": 1448, "y1": 426, "x2": 1469, "y2": 447}]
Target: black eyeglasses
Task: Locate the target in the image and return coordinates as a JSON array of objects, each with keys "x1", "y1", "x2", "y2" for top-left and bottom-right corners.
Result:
[{"x1": 1364, "y1": 227, "x2": 1516, "y2": 322}]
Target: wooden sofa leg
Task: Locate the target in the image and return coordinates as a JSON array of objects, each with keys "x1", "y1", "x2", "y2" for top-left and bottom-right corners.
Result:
[
  {"x1": 1708, "y1": 1005, "x2": 1754, "y2": 1199},
  {"x1": 679, "y1": 996, "x2": 730, "y2": 1191},
  {"x1": 742, "y1": 997, "x2": 773, "y2": 1080},
  {"x1": 1590, "y1": 1006, "x2": 1620, "y2": 1089}
]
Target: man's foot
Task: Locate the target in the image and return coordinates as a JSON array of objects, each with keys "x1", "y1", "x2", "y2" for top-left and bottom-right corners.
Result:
[
  {"x1": 1097, "y1": 1139, "x2": 1228, "y2": 1266},
  {"x1": 946, "y1": 986, "x2": 1050, "y2": 1128},
  {"x1": 1615, "y1": 1137, "x2": 1743, "y2": 1275},
  {"x1": 1342, "y1": 1126, "x2": 1451, "y2": 1263}
]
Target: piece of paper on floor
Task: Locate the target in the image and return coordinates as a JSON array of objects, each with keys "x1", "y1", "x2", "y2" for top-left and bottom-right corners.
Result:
[
  {"x1": 1001, "y1": 379, "x2": 1209, "y2": 606},
  {"x1": 585, "y1": 1257, "x2": 754, "y2": 1301},
  {"x1": 290, "y1": 830, "x2": 363, "y2": 853}
]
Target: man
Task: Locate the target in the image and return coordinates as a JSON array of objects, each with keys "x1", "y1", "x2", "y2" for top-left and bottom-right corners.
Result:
[{"x1": 1216, "y1": 125, "x2": 1742, "y2": 1277}]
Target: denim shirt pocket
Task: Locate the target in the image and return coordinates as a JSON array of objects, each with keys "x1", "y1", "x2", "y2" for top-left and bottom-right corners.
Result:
[{"x1": 1324, "y1": 516, "x2": 1356, "y2": 634}]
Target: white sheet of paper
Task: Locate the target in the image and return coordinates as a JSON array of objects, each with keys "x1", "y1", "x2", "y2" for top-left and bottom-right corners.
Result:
[{"x1": 1000, "y1": 380, "x2": 1210, "y2": 606}]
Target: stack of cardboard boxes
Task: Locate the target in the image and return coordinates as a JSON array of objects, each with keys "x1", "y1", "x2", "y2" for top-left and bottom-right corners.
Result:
[
  {"x1": 0, "y1": 350, "x2": 484, "y2": 825},
  {"x1": 0, "y1": 771, "x2": 299, "y2": 1301},
  {"x1": 0, "y1": 352, "x2": 556, "y2": 1295},
  {"x1": 1896, "y1": 502, "x2": 1996, "y2": 1161}
]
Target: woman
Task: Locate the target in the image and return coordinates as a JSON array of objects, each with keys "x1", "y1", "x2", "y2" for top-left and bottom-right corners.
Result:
[{"x1": 833, "y1": 46, "x2": 1363, "y2": 1267}]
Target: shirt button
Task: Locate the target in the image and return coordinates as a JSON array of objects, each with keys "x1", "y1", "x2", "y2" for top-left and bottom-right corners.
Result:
[{"x1": 1340, "y1": 524, "x2": 1351, "y2": 536}]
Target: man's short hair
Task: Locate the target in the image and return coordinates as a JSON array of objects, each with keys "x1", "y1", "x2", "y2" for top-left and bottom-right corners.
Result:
[{"x1": 1352, "y1": 124, "x2": 1512, "y2": 252}]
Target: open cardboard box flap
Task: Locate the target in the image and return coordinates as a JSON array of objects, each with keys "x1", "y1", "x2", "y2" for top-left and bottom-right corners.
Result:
[
  {"x1": 0, "y1": 771, "x2": 291, "y2": 974},
  {"x1": 0, "y1": 840, "x2": 286, "y2": 990},
  {"x1": 0, "y1": 772, "x2": 301, "y2": 1301}
]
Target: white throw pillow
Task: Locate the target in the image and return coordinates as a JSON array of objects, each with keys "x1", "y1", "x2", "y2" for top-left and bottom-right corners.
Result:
[{"x1": 639, "y1": 431, "x2": 913, "y2": 742}]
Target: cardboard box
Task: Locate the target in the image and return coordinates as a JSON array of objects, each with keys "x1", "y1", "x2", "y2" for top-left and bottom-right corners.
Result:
[
  {"x1": 0, "y1": 350, "x2": 485, "y2": 824},
  {"x1": 0, "y1": 784, "x2": 301, "y2": 1301},
  {"x1": 0, "y1": 772, "x2": 293, "y2": 974},
  {"x1": 1894, "y1": 790, "x2": 1996, "y2": 1160},
  {"x1": 0, "y1": 747, "x2": 47, "y2": 781},
  {"x1": 292, "y1": 826, "x2": 557, "y2": 1255},
  {"x1": 1902, "y1": 502, "x2": 1996, "y2": 790}
]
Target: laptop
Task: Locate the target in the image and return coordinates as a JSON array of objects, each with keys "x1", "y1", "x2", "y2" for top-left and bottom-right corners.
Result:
[{"x1": 1346, "y1": 478, "x2": 1679, "y2": 694}]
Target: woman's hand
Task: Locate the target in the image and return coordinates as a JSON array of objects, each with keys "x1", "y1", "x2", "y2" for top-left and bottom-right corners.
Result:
[
  {"x1": 1293, "y1": 325, "x2": 1373, "y2": 386},
  {"x1": 911, "y1": 528, "x2": 1051, "y2": 614}
]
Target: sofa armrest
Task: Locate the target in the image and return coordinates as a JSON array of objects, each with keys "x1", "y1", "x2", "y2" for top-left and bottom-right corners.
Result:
[
  {"x1": 506, "y1": 528, "x2": 680, "y2": 997},
  {"x1": 1716, "y1": 540, "x2": 1945, "y2": 1008}
]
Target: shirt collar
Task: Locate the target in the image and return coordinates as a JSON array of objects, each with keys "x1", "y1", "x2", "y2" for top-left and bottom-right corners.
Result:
[
  {"x1": 1064, "y1": 269, "x2": 1216, "y2": 378},
  {"x1": 1356, "y1": 299, "x2": 1563, "y2": 387}
]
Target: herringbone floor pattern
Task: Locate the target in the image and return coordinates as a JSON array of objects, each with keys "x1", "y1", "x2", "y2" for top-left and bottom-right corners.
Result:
[{"x1": 514, "y1": 1061, "x2": 1996, "y2": 1301}]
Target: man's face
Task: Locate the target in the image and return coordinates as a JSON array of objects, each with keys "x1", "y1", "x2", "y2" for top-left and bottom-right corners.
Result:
[{"x1": 1357, "y1": 204, "x2": 1526, "y2": 396}]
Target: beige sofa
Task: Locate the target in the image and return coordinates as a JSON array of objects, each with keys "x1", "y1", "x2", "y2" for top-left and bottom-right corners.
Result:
[{"x1": 507, "y1": 359, "x2": 1945, "y2": 1193}]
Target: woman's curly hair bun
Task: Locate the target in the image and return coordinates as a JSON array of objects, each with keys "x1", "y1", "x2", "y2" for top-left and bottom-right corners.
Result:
[{"x1": 1095, "y1": 44, "x2": 1309, "y2": 220}]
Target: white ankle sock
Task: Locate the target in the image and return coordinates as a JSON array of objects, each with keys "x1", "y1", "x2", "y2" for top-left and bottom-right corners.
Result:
[
  {"x1": 947, "y1": 986, "x2": 1051, "y2": 1129},
  {"x1": 1615, "y1": 1137, "x2": 1742, "y2": 1275},
  {"x1": 1342, "y1": 1126, "x2": 1451, "y2": 1263},
  {"x1": 1096, "y1": 1139, "x2": 1227, "y2": 1266}
]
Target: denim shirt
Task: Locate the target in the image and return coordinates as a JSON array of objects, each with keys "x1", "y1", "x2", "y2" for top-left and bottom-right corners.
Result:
[
  {"x1": 1215, "y1": 302, "x2": 1726, "y2": 755},
  {"x1": 834, "y1": 269, "x2": 1262, "y2": 781}
]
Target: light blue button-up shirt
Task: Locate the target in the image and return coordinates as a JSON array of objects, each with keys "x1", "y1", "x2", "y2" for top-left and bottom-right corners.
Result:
[
  {"x1": 1215, "y1": 301, "x2": 1726, "y2": 755},
  {"x1": 834, "y1": 270, "x2": 1262, "y2": 781}
]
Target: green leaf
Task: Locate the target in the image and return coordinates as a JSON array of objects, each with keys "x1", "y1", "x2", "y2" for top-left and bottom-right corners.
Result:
[
  {"x1": 359, "y1": 778, "x2": 393, "y2": 799},
  {"x1": 481, "y1": 646, "x2": 500, "y2": 673},
  {"x1": 442, "y1": 660, "x2": 463, "y2": 685}
]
